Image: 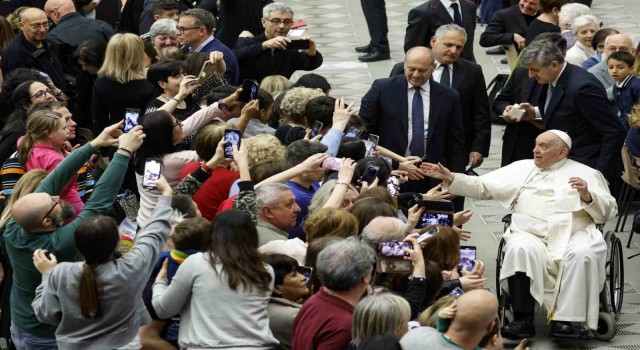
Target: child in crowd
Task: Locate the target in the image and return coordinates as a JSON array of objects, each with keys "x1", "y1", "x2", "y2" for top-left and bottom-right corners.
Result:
[{"x1": 608, "y1": 51, "x2": 640, "y2": 128}]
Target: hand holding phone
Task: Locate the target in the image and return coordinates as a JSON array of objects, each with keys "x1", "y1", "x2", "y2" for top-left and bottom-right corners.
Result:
[
  {"x1": 310, "y1": 120, "x2": 323, "y2": 138},
  {"x1": 239, "y1": 80, "x2": 259, "y2": 102},
  {"x1": 458, "y1": 246, "x2": 477, "y2": 274},
  {"x1": 143, "y1": 158, "x2": 163, "y2": 189},
  {"x1": 224, "y1": 129, "x2": 241, "y2": 158},
  {"x1": 124, "y1": 108, "x2": 141, "y2": 133},
  {"x1": 365, "y1": 134, "x2": 379, "y2": 158},
  {"x1": 377, "y1": 241, "x2": 412, "y2": 257},
  {"x1": 321, "y1": 156, "x2": 340, "y2": 171},
  {"x1": 358, "y1": 164, "x2": 380, "y2": 186}
]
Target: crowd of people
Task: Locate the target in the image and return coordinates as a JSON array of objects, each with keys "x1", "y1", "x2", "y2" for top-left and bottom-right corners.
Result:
[{"x1": 0, "y1": 0, "x2": 636, "y2": 348}]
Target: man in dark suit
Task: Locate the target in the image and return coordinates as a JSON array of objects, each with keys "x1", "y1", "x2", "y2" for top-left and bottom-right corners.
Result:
[
  {"x1": 518, "y1": 40, "x2": 626, "y2": 186},
  {"x1": 391, "y1": 24, "x2": 490, "y2": 171},
  {"x1": 404, "y1": 0, "x2": 477, "y2": 62},
  {"x1": 360, "y1": 46, "x2": 466, "y2": 193},
  {"x1": 177, "y1": 8, "x2": 239, "y2": 85},
  {"x1": 479, "y1": 0, "x2": 540, "y2": 52}
]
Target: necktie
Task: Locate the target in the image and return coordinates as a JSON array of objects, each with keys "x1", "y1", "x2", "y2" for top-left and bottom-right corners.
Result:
[
  {"x1": 410, "y1": 86, "x2": 425, "y2": 156},
  {"x1": 450, "y1": 2, "x2": 463, "y2": 27},
  {"x1": 440, "y1": 64, "x2": 451, "y2": 87},
  {"x1": 544, "y1": 84, "x2": 554, "y2": 113}
]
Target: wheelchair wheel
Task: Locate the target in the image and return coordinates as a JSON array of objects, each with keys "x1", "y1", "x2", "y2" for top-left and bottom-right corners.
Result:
[
  {"x1": 594, "y1": 312, "x2": 616, "y2": 340},
  {"x1": 496, "y1": 238, "x2": 506, "y2": 301},
  {"x1": 608, "y1": 234, "x2": 624, "y2": 315}
]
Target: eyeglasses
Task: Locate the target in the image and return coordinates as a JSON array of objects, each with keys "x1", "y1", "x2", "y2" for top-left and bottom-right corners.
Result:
[
  {"x1": 27, "y1": 21, "x2": 52, "y2": 30},
  {"x1": 175, "y1": 26, "x2": 201, "y2": 34},
  {"x1": 41, "y1": 196, "x2": 60, "y2": 223},
  {"x1": 31, "y1": 88, "x2": 54, "y2": 99},
  {"x1": 263, "y1": 18, "x2": 294, "y2": 26}
]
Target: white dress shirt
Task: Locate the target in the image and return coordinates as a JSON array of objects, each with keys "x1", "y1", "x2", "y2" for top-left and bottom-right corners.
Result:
[
  {"x1": 406, "y1": 81, "x2": 431, "y2": 156},
  {"x1": 440, "y1": 0, "x2": 462, "y2": 22},
  {"x1": 534, "y1": 62, "x2": 567, "y2": 119},
  {"x1": 433, "y1": 60, "x2": 454, "y2": 84}
]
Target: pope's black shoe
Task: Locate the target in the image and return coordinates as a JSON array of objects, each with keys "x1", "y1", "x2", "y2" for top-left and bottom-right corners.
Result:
[
  {"x1": 355, "y1": 44, "x2": 371, "y2": 53},
  {"x1": 501, "y1": 319, "x2": 536, "y2": 339},
  {"x1": 550, "y1": 321, "x2": 575, "y2": 336},
  {"x1": 358, "y1": 50, "x2": 391, "y2": 62}
]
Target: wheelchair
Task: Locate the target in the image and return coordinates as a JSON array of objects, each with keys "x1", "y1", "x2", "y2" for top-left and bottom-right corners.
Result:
[{"x1": 495, "y1": 214, "x2": 624, "y2": 341}]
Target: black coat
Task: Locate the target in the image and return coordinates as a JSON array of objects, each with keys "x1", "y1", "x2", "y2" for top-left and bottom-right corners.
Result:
[
  {"x1": 404, "y1": 0, "x2": 476, "y2": 62},
  {"x1": 216, "y1": 0, "x2": 272, "y2": 48},
  {"x1": 47, "y1": 13, "x2": 114, "y2": 76},
  {"x1": 1, "y1": 34, "x2": 67, "y2": 90},
  {"x1": 493, "y1": 66, "x2": 543, "y2": 166},
  {"x1": 539, "y1": 63, "x2": 626, "y2": 179},
  {"x1": 479, "y1": 5, "x2": 532, "y2": 49},
  {"x1": 360, "y1": 76, "x2": 467, "y2": 187}
]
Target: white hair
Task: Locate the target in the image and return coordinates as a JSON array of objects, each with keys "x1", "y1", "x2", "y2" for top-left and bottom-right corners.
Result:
[
  {"x1": 263, "y1": 2, "x2": 294, "y2": 18},
  {"x1": 149, "y1": 19, "x2": 178, "y2": 40},
  {"x1": 571, "y1": 14, "x2": 598, "y2": 33},
  {"x1": 360, "y1": 217, "x2": 406, "y2": 249},
  {"x1": 558, "y1": 3, "x2": 591, "y2": 28},
  {"x1": 255, "y1": 183, "x2": 291, "y2": 209}
]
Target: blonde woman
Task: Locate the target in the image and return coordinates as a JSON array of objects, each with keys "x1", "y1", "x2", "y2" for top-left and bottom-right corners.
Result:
[
  {"x1": 351, "y1": 294, "x2": 411, "y2": 348},
  {"x1": 92, "y1": 33, "x2": 156, "y2": 135},
  {"x1": 260, "y1": 75, "x2": 292, "y2": 98}
]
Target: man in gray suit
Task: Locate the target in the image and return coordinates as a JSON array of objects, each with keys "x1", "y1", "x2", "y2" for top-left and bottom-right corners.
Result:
[{"x1": 588, "y1": 33, "x2": 634, "y2": 101}]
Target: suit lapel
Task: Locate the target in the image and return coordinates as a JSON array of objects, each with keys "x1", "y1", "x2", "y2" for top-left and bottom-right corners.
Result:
[
  {"x1": 395, "y1": 77, "x2": 409, "y2": 139},
  {"x1": 432, "y1": 0, "x2": 453, "y2": 24},
  {"x1": 427, "y1": 79, "x2": 441, "y2": 144},
  {"x1": 461, "y1": 1, "x2": 474, "y2": 29},
  {"x1": 451, "y1": 60, "x2": 465, "y2": 89},
  {"x1": 511, "y1": 6, "x2": 528, "y2": 34},
  {"x1": 544, "y1": 65, "x2": 570, "y2": 118}
]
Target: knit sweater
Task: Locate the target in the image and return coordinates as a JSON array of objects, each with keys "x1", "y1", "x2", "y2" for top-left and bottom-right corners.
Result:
[
  {"x1": 152, "y1": 252, "x2": 278, "y2": 349},
  {"x1": 32, "y1": 196, "x2": 172, "y2": 349}
]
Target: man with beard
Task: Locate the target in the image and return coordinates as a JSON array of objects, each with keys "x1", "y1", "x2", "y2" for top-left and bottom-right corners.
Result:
[{"x1": 4, "y1": 122, "x2": 145, "y2": 348}]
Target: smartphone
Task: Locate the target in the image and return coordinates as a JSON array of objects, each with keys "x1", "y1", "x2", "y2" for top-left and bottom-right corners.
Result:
[
  {"x1": 143, "y1": 158, "x2": 163, "y2": 190},
  {"x1": 377, "y1": 241, "x2": 412, "y2": 257},
  {"x1": 415, "y1": 199, "x2": 455, "y2": 228},
  {"x1": 358, "y1": 164, "x2": 380, "y2": 186},
  {"x1": 344, "y1": 127, "x2": 362, "y2": 138},
  {"x1": 224, "y1": 129, "x2": 241, "y2": 158},
  {"x1": 124, "y1": 108, "x2": 141, "y2": 133},
  {"x1": 196, "y1": 61, "x2": 214, "y2": 85},
  {"x1": 450, "y1": 287, "x2": 465, "y2": 298},
  {"x1": 458, "y1": 246, "x2": 477, "y2": 273},
  {"x1": 310, "y1": 120, "x2": 323, "y2": 138},
  {"x1": 376, "y1": 257, "x2": 412, "y2": 273},
  {"x1": 297, "y1": 266, "x2": 313, "y2": 287},
  {"x1": 239, "y1": 79, "x2": 259, "y2": 102},
  {"x1": 365, "y1": 134, "x2": 379, "y2": 158},
  {"x1": 287, "y1": 39, "x2": 311, "y2": 50},
  {"x1": 321, "y1": 156, "x2": 340, "y2": 171},
  {"x1": 416, "y1": 227, "x2": 439, "y2": 244}
]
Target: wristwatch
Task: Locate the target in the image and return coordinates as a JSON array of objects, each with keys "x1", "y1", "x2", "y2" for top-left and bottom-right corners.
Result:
[{"x1": 217, "y1": 99, "x2": 228, "y2": 111}]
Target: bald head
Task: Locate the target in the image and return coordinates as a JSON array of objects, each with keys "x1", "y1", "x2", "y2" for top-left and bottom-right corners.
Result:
[
  {"x1": 604, "y1": 33, "x2": 634, "y2": 58},
  {"x1": 44, "y1": 0, "x2": 76, "y2": 24},
  {"x1": 18, "y1": 8, "x2": 49, "y2": 45},
  {"x1": 11, "y1": 193, "x2": 56, "y2": 231},
  {"x1": 404, "y1": 46, "x2": 436, "y2": 87},
  {"x1": 450, "y1": 290, "x2": 498, "y2": 333},
  {"x1": 361, "y1": 217, "x2": 406, "y2": 248}
]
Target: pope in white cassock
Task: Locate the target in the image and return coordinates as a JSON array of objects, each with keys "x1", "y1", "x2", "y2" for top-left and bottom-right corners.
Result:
[{"x1": 423, "y1": 130, "x2": 617, "y2": 339}]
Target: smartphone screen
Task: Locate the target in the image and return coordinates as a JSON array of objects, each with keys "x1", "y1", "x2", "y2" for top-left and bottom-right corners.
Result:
[
  {"x1": 287, "y1": 39, "x2": 311, "y2": 50},
  {"x1": 450, "y1": 287, "x2": 465, "y2": 298},
  {"x1": 224, "y1": 129, "x2": 241, "y2": 158},
  {"x1": 359, "y1": 165, "x2": 379, "y2": 185},
  {"x1": 321, "y1": 156, "x2": 340, "y2": 171},
  {"x1": 344, "y1": 127, "x2": 362, "y2": 138},
  {"x1": 310, "y1": 120, "x2": 323, "y2": 138},
  {"x1": 124, "y1": 108, "x2": 140, "y2": 133},
  {"x1": 143, "y1": 158, "x2": 162, "y2": 189},
  {"x1": 365, "y1": 134, "x2": 379, "y2": 158},
  {"x1": 297, "y1": 266, "x2": 313, "y2": 286},
  {"x1": 377, "y1": 241, "x2": 412, "y2": 257},
  {"x1": 415, "y1": 200, "x2": 454, "y2": 228},
  {"x1": 458, "y1": 246, "x2": 477, "y2": 273},
  {"x1": 416, "y1": 227, "x2": 439, "y2": 243},
  {"x1": 239, "y1": 79, "x2": 259, "y2": 102}
]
